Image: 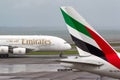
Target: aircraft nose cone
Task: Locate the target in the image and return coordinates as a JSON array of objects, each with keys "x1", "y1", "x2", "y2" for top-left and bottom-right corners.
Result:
[{"x1": 66, "y1": 44, "x2": 72, "y2": 50}]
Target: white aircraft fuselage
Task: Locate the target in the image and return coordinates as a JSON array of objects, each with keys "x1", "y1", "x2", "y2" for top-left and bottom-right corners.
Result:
[{"x1": 0, "y1": 35, "x2": 71, "y2": 55}]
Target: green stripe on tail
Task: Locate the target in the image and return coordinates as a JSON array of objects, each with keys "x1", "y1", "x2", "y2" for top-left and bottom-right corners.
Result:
[{"x1": 60, "y1": 8, "x2": 92, "y2": 39}]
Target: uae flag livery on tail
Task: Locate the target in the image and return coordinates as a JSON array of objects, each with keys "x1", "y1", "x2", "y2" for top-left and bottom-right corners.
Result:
[{"x1": 60, "y1": 7, "x2": 120, "y2": 69}]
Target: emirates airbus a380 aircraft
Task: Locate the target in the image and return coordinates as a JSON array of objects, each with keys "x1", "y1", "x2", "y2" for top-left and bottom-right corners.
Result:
[
  {"x1": 0, "y1": 35, "x2": 71, "y2": 58},
  {"x1": 59, "y1": 6, "x2": 120, "y2": 79}
]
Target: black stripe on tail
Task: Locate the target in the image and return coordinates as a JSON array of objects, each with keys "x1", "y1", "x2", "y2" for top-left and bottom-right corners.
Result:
[{"x1": 70, "y1": 34, "x2": 107, "y2": 60}]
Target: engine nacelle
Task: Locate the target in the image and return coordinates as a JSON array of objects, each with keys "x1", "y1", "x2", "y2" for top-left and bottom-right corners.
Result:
[
  {"x1": 0, "y1": 46, "x2": 9, "y2": 54},
  {"x1": 13, "y1": 48, "x2": 27, "y2": 55}
]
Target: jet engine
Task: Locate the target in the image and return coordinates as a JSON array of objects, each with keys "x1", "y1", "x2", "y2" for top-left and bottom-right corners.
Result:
[
  {"x1": 0, "y1": 46, "x2": 9, "y2": 53},
  {"x1": 12, "y1": 48, "x2": 27, "y2": 54}
]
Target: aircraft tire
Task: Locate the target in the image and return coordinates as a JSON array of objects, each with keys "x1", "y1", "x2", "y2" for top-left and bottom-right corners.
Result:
[{"x1": 0, "y1": 54, "x2": 9, "y2": 58}]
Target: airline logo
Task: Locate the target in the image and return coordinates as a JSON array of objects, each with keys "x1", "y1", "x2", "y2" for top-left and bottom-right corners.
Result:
[
  {"x1": 22, "y1": 39, "x2": 51, "y2": 45},
  {"x1": 7, "y1": 39, "x2": 52, "y2": 45},
  {"x1": 60, "y1": 7, "x2": 120, "y2": 69}
]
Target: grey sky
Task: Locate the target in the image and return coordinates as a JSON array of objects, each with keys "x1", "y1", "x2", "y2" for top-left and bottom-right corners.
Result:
[{"x1": 0, "y1": 0, "x2": 120, "y2": 30}]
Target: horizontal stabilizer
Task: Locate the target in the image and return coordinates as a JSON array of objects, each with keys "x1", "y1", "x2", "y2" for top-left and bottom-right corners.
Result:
[{"x1": 58, "y1": 57, "x2": 103, "y2": 66}]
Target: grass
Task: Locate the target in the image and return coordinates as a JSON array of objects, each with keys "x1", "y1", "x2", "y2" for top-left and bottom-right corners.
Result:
[
  {"x1": 110, "y1": 43, "x2": 120, "y2": 46},
  {"x1": 28, "y1": 49, "x2": 120, "y2": 55},
  {"x1": 117, "y1": 50, "x2": 120, "y2": 52},
  {"x1": 27, "y1": 50, "x2": 78, "y2": 55}
]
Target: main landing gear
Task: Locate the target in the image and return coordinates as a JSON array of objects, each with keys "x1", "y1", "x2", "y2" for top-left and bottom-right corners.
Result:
[
  {"x1": 57, "y1": 68, "x2": 72, "y2": 72},
  {"x1": 0, "y1": 54, "x2": 9, "y2": 58},
  {"x1": 59, "y1": 52, "x2": 63, "y2": 58}
]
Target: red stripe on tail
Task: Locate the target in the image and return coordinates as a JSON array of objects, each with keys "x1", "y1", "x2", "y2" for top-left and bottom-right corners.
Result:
[{"x1": 86, "y1": 27, "x2": 120, "y2": 69}]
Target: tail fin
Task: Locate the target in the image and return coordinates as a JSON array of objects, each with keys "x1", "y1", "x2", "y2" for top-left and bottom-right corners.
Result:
[{"x1": 60, "y1": 6, "x2": 120, "y2": 69}]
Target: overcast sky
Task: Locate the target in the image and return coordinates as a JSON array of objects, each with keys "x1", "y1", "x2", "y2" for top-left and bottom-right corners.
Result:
[{"x1": 0, "y1": 0, "x2": 120, "y2": 30}]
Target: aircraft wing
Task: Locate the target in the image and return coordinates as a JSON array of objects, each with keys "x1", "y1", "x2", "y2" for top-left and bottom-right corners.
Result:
[{"x1": 58, "y1": 56, "x2": 103, "y2": 66}]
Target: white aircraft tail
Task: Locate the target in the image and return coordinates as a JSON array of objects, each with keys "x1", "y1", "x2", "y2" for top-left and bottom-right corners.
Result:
[{"x1": 60, "y1": 6, "x2": 120, "y2": 69}]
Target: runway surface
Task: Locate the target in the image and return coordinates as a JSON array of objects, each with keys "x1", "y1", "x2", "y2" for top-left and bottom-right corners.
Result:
[{"x1": 0, "y1": 55, "x2": 118, "y2": 80}]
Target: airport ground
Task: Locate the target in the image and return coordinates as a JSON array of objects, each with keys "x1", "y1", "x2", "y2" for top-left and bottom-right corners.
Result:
[
  {"x1": 0, "y1": 43, "x2": 119, "y2": 80},
  {"x1": 0, "y1": 55, "x2": 118, "y2": 80}
]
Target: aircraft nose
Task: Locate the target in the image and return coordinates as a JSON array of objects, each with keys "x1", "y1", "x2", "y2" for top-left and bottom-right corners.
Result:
[{"x1": 65, "y1": 44, "x2": 72, "y2": 50}]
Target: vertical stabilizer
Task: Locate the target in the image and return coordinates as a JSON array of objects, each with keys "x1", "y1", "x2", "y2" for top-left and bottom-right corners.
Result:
[{"x1": 60, "y1": 6, "x2": 120, "y2": 69}]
